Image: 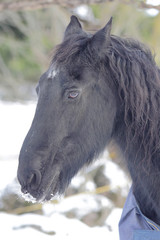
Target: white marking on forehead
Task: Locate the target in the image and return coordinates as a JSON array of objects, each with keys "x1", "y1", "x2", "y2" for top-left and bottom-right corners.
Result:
[{"x1": 48, "y1": 67, "x2": 58, "y2": 79}]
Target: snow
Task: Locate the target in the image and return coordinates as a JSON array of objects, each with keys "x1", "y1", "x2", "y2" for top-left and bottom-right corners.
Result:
[
  {"x1": 0, "y1": 101, "x2": 36, "y2": 160},
  {"x1": 0, "y1": 160, "x2": 18, "y2": 191},
  {"x1": 0, "y1": 101, "x2": 129, "y2": 239},
  {"x1": 106, "y1": 208, "x2": 122, "y2": 232},
  {"x1": 146, "y1": 0, "x2": 160, "y2": 16},
  {"x1": 73, "y1": 5, "x2": 96, "y2": 22},
  {"x1": 147, "y1": 0, "x2": 160, "y2": 6},
  {"x1": 43, "y1": 193, "x2": 113, "y2": 218},
  {"x1": 0, "y1": 211, "x2": 120, "y2": 240}
]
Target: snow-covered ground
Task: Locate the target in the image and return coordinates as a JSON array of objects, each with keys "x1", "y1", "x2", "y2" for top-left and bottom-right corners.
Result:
[
  {"x1": 0, "y1": 211, "x2": 120, "y2": 240},
  {"x1": 0, "y1": 101, "x2": 131, "y2": 239}
]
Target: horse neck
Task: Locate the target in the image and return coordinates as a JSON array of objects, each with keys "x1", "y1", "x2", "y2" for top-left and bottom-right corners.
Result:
[{"x1": 113, "y1": 115, "x2": 160, "y2": 225}]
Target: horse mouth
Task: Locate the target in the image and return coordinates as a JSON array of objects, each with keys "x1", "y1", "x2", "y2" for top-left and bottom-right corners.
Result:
[
  {"x1": 21, "y1": 167, "x2": 61, "y2": 203},
  {"x1": 19, "y1": 143, "x2": 69, "y2": 202}
]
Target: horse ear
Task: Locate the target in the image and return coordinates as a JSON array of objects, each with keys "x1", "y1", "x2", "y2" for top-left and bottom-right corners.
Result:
[
  {"x1": 64, "y1": 15, "x2": 82, "y2": 40},
  {"x1": 91, "y1": 17, "x2": 112, "y2": 53}
]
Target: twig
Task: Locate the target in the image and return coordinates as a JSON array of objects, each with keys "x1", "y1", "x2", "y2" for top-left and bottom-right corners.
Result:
[
  {"x1": 0, "y1": 0, "x2": 159, "y2": 12},
  {"x1": 0, "y1": 0, "x2": 110, "y2": 11},
  {"x1": 7, "y1": 184, "x2": 111, "y2": 215},
  {"x1": 139, "y1": 1, "x2": 160, "y2": 11}
]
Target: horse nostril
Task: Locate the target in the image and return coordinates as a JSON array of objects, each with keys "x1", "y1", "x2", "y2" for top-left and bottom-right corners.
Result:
[{"x1": 29, "y1": 170, "x2": 42, "y2": 190}]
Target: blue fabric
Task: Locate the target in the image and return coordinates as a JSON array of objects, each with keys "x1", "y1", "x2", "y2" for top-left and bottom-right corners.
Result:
[
  {"x1": 119, "y1": 186, "x2": 160, "y2": 240},
  {"x1": 133, "y1": 230, "x2": 160, "y2": 240}
]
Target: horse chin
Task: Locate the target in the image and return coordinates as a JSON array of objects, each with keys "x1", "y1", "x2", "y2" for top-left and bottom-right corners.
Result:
[
  {"x1": 42, "y1": 175, "x2": 61, "y2": 202},
  {"x1": 37, "y1": 169, "x2": 61, "y2": 202}
]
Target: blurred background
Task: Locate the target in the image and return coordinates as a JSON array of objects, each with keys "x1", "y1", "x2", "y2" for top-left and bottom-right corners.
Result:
[{"x1": 0, "y1": 0, "x2": 160, "y2": 239}]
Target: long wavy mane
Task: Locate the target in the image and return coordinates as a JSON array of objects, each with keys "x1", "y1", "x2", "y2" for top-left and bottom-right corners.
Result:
[
  {"x1": 53, "y1": 33, "x2": 160, "y2": 172},
  {"x1": 107, "y1": 36, "x2": 160, "y2": 170}
]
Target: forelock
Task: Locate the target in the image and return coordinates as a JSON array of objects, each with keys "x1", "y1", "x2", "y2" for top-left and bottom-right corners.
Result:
[{"x1": 52, "y1": 35, "x2": 90, "y2": 66}]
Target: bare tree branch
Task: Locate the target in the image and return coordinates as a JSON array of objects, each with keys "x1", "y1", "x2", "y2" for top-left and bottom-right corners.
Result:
[
  {"x1": 0, "y1": 0, "x2": 159, "y2": 12},
  {"x1": 0, "y1": 0, "x2": 111, "y2": 11},
  {"x1": 139, "y1": 1, "x2": 160, "y2": 11}
]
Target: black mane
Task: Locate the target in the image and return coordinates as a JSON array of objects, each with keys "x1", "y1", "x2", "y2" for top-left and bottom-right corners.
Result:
[
  {"x1": 53, "y1": 33, "x2": 160, "y2": 171},
  {"x1": 108, "y1": 36, "x2": 160, "y2": 166}
]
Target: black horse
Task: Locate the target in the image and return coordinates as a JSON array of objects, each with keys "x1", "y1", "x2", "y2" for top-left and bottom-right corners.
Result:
[{"x1": 17, "y1": 16, "x2": 160, "y2": 227}]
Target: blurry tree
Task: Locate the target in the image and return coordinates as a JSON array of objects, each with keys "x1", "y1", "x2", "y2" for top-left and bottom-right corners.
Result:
[
  {"x1": 0, "y1": 0, "x2": 160, "y2": 100},
  {"x1": 0, "y1": 6, "x2": 69, "y2": 100},
  {"x1": 0, "y1": 0, "x2": 160, "y2": 11}
]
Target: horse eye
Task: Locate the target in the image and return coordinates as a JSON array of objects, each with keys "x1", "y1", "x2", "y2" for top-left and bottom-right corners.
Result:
[{"x1": 68, "y1": 91, "x2": 79, "y2": 99}]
